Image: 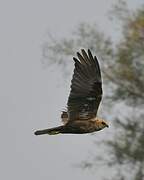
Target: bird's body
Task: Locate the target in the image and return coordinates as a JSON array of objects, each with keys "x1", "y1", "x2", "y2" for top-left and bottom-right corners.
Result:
[
  {"x1": 35, "y1": 118, "x2": 108, "y2": 135},
  {"x1": 34, "y1": 49, "x2": 108, "y2": 136}
]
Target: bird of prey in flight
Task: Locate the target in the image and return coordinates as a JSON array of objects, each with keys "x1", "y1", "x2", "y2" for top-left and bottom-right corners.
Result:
[{"x1": 34, "y1": 49, "x2": 108, "y2": 136}]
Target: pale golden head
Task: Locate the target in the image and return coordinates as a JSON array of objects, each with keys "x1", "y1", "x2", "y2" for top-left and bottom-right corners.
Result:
[{"x1": 95, "y1": 118, "x2": 109, "y2": 130}]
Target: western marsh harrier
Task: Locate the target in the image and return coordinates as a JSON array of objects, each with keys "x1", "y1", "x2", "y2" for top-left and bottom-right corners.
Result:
[{"x1": 34, "y1": 49, "x2": 108, "y2": 135}]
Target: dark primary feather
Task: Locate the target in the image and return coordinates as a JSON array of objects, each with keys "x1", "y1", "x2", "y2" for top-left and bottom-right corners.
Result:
[{"x1": 66, "y1": 49, "x2": 102, "y2": 121}]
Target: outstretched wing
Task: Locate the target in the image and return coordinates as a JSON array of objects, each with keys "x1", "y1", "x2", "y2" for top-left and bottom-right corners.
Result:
[{"x1": 67, "y1": 49, "x2": 102, "y2": 121}]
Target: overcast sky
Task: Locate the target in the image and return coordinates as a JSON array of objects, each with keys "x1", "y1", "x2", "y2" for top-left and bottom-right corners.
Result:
[{"x1": 0, "y1": 1, "x2": 143, "y2": 180}]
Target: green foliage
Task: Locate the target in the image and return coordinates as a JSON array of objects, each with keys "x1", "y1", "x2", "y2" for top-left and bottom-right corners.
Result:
[
  {"x1": 105, "y1": 3, "x2": 144, "y2": 179},
  {"x1": 42, "y1": 1, "x2": 144, "y2": 179},
  {"x1": 42, "y1": 23, "x2": 113, "y2": 67}
]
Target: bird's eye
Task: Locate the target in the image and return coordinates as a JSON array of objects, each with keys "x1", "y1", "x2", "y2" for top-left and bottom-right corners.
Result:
[{"x1": 102, "y1": 122, "x2": 105, "y2": 125}]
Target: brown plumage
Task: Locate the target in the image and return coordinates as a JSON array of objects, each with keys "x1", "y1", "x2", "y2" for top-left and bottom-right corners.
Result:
[{"x1": 34, "y1": 49, "x2": 108, "y2": 136}]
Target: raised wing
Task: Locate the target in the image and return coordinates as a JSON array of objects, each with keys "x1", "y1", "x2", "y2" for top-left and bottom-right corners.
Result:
[{"x1": 67, "y1": 49, "x2": 102, "y2": 121}]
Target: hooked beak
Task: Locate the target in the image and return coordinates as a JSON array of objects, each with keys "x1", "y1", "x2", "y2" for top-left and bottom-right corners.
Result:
[{"x1": 106, "y1": 124, "x2": 109, "y2": 128}]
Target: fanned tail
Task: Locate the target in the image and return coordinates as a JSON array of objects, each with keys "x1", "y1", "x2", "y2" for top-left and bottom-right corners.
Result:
[{"x1": 34, "y1": 126, "x2": 63, "y2": 136}]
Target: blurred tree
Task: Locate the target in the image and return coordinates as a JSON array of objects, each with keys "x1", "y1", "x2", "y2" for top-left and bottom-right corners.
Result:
[{"x1": 42, "y1": 1, "x2": 144, "y2": 179}]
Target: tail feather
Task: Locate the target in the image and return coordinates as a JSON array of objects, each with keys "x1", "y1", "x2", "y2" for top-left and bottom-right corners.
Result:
[{"x1": 34, "y1": 126, "x2": 63, "y2": 136}]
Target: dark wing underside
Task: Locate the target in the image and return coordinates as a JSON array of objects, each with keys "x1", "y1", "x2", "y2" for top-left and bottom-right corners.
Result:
[{"x1": 66, "y1": 49, "x2": 102, "y2": 121}]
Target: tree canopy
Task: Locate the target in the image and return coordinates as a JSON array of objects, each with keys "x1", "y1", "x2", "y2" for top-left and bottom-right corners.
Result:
[{"x1": 42, "y1": 1, "x2": 144, "y2": 179}]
